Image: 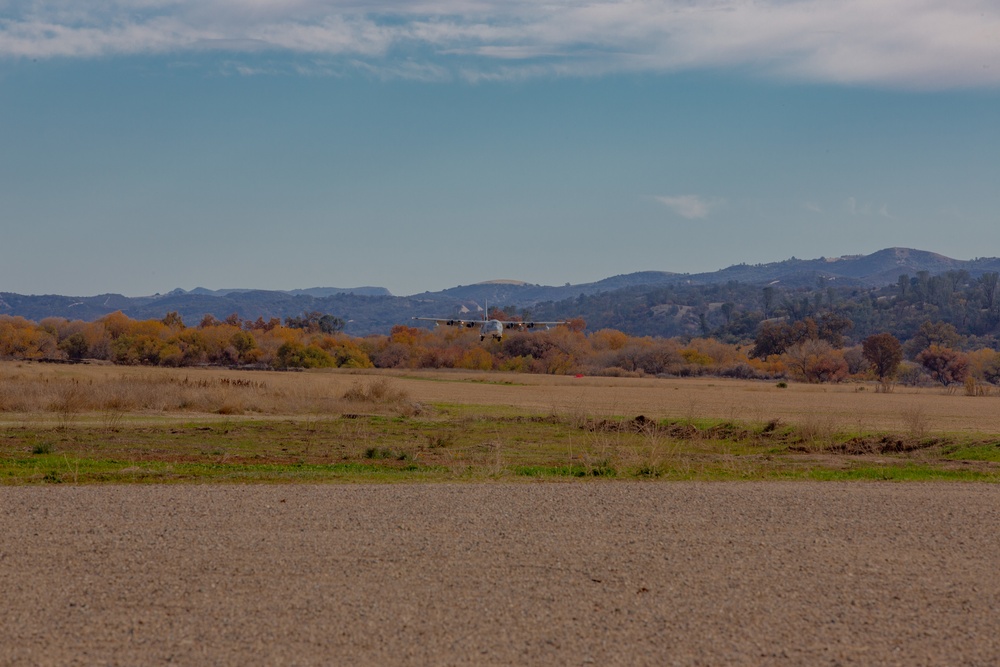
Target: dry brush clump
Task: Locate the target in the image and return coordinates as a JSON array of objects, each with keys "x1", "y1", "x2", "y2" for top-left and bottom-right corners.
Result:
[
  {"x1": 792, "y1": 415, "x2": 840, "y2": 451},
  {"x1": 342, "y1": 377, "x2": 411, "y2": 407},
  {"x1": 964, "y1": 376, "x2": 992, "y2": 397}
]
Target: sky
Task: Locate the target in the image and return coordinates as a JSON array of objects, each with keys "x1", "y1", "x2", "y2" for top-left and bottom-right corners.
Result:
[{"x1": 1, "y1": 0, "x2": 999, "y2": 297}]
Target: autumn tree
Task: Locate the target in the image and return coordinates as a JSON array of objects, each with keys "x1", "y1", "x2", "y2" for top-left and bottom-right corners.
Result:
[
  {"x1": 457, "y1": 346, "x2": 494, "y2": 371},
  {"x1": 815, "y1": 313, "x2": 853, "y2": 348},
  {"x1": 58, "y1": 333, "x2": 89, "y2": 361},
  {"x1": 749, "y1": 321, "x2": 792, "y2": 358},
  {"x1": 904, "y1": 321, "x2": 961, "y2": 359},
  {"x1": 0, "y1": 316, "x2": 56, "y2": 359},
  {"x1": 783, "y1": 339, "x2": 847, "y2": 383},
  {"x1": 750, "y1": 316, "x2": 849, "y2": 359},
  {"x1": 589, "y1": 329, "x2": 629, "y2": 351},
  {"x1": 230, "y1": 330, "x2": 258, "y2": 364},
  {"x1": 630, "y1": 339, "x2": 684, "y2": 375},
  {"x1": 247, "y1": 317, "x2": 281, "y2": 331},
  {"x1": 161, "y1": 311, "x2": 184, "y2": 329},
  {"x1": 981, "y1": 353, "x2": 1000, "y2": 385},
  {"x1": 275, "y1": 341, "x2": 334, "y2": 369},
  {"x1": 862, "y1": 333, "x2": 903, "y2": 388},
  {"x1": 916, "y1": 345, "x2": 969, "y2": 387},
  {"x1": 313, "y1": 336, "x2": 373, "y2": 368},
  {"x1": 99, "y1": 311, "x2": 133, "y2": 340},
  {"x1": 285, "y1": 311, "x2": 344, "y2": 334}
]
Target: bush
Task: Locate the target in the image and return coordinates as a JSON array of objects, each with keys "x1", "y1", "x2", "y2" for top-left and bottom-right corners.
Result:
[
  {"x1": 275, "y1": 342, "x2": 334, "y2": 369},
  {"x1": 32, "y1": 441, "x2": 55, "y2": 455},
  {"x1": 718, "y1": 363, "x2": 763, "y2": 380},
  {"x1": 592, "y1": 366, "x2": 644, "y2": 378},
  {"x1": 343, "y1": 378, "x2": 408, "y2": 404},
  {"x1": 364, "y1": 447, "x2": 396, "y2": 459}
]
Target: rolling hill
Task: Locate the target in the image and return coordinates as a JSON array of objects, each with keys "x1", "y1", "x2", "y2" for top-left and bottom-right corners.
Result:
[{"x1": 2, "y1": 248, "x2": 999, "y2": 335}]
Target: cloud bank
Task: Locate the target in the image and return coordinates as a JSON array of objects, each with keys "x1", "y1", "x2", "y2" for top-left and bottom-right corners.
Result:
[
  {"x1": 656, "y1": 195, "x2": 718, "y2": 220},
  {"x1": 3, "y1": 0, "x2": 1000, "y2": 88}
]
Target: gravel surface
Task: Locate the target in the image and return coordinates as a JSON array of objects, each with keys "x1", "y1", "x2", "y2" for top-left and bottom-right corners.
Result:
[{"x1": 2, "y1": 482, "x2": 999, "y2": 666}]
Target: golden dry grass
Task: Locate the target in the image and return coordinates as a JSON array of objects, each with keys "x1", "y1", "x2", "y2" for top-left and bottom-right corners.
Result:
[
  {"x1": 378, "y1": 369, "x2": 1000, "y2": 435},
  {"x1": 2, "y1": 361, "x2": 999, "y2": 435},
  {"x1": 6, "y1": 361, "x2": 1000, "y2": 485},
  {"x1": 0, "y1": 361, "x2": 409, "y2": 424}
]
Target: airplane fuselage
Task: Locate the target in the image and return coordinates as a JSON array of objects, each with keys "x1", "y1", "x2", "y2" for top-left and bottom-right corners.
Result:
[{"x1": 481, "y1": 319, "x2": 504, "y2": 341}]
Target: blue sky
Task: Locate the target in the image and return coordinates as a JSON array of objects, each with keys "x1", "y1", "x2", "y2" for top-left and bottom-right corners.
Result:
[{"x1": 1, "y1": 1, "x2": 998, "y2": 297}]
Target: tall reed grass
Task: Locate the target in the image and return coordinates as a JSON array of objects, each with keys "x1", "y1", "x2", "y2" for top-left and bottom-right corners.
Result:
[{"x1": 0, "y1": 362, "x2": 408, "y2": 417}]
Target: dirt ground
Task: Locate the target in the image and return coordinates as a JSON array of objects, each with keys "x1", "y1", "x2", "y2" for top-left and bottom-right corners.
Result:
[{"x1": 2, "y1": 482, "x2": 999, "y2": 666}]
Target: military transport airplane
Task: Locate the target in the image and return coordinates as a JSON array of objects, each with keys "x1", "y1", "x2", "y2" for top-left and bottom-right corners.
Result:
[{"x1": 412, "y1": 303, "x2": 568, "y2": 342}]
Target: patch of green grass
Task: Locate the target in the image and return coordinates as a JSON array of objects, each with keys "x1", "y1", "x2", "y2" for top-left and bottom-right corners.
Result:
[
  {"x1": 0, "y1": 456, "x2": 453, "y2": 484},
  {"x1": 3, "y1": 411, "x2": 1000, "y2": 485},
  {"x1": 513, "y1": 465, "x2": 589, "y2": 477},
  {"x1": 808, "y1": 464, "x2": 999, "y2": 482},
  {"x1": 940, "y1": 442, "x2": 1000, "y2": 462}
]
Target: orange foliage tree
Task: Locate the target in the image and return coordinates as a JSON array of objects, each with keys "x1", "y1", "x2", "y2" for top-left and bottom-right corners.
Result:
[{"x1": 2, "y1": 311, "x2": 993, "y2": 388}]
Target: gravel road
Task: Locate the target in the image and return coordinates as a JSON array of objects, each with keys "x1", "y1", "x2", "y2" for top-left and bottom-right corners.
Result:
[{"x1": 2, "y1": 482, "x2": 999, "y2": 666}]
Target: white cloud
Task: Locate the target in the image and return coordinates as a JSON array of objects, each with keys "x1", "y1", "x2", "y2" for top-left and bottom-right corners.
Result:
[
  {"x1": 655, "y1": 194, "x2": 717, "y2": 220},
  {"x1": 846, "y1": 197, "x2": 894, "y2": 217},
  {"x1": 3, "y1": 0, "x2": 1000, "y2": 88},
  {"x1": 845, "y1": 196, "x2": 875, "y2": 215}
]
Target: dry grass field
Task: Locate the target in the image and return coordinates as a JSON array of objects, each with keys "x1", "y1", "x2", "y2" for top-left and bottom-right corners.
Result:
[
  {"x1": 3, "y1": 360, "x2": 999, "y2": 432},
  {"x1": 386, "y1": 370, "x2": 1000, "y2": 435},
  {"x1": 2, "y1": 360, "x2": 1000, "y2": 484}
]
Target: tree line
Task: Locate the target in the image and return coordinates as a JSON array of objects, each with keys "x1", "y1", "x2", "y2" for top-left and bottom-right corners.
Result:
[{"x1": 1, "y1": 303, "x2": 998, "y2": 390}]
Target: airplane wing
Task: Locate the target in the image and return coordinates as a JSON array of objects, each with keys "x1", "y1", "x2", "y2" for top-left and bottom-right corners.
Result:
[
  {"x1": 411, "y1": 316, "x2": 569, "y2": 331},
  {"x1": 495, "y1": 320, "x2": 569, "y2": 330},
  {"x1": 411, "y1": 317, "x2": 481, "y2": 329}
]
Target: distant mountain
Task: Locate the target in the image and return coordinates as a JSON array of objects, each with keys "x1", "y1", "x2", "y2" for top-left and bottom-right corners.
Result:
[
  {"x1": 184, "y1": 286, "x2": 391, "y2": 298},
  {"x1": 685, "y1": 248, "x2": 998, "y2": 288},
  {"x1": 414, "y1": 272, "x2": 681, "y2": 308},
  {"x1": 2, "y1": 249, "x2": 999, "y2": 335},
  {"x1": 406, "y1": 249, "x2": 1000, "y2": 310},
  {"x1": 0, "y1": 292, "x2": 145, "y2": 323}
]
